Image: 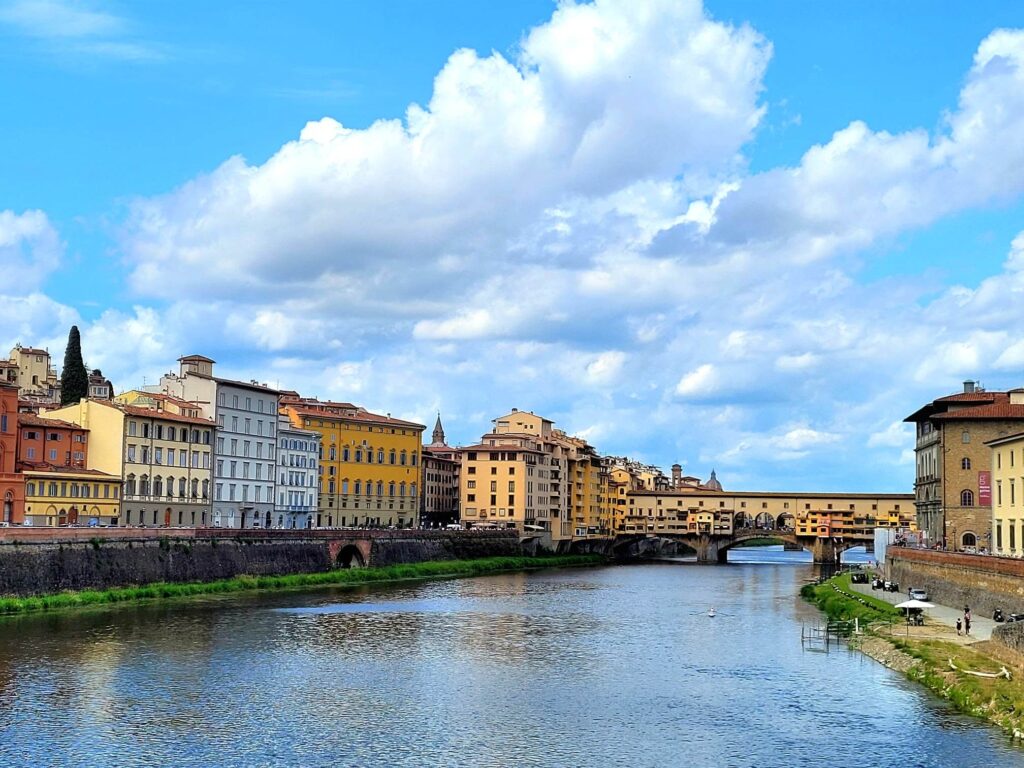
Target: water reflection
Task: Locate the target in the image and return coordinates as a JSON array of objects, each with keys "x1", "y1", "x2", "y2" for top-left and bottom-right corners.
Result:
[{"x1": 0, "y1": 553, "x2": 1017, "y2": 767}]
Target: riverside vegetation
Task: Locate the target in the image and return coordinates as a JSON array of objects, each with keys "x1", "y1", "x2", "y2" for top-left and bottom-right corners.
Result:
[
  {"x1": 802, "y1": 573, "x2": 1024, "y2": 738},
  {"x1": 0, "y1": 554, "x2": 603, "y2": 616}
]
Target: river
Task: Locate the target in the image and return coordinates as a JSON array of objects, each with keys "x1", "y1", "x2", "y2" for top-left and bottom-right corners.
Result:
[{"x1": 0, "y1": 547, "x2": 1020, "y2": 767}]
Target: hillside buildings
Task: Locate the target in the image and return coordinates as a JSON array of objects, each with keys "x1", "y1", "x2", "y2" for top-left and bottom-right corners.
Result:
[
  {"x1": 6, "y1": 345, "x2": 60, "y2": 405},
  {"x1": 905, "y1": 382, "x2": 1024, "y2": 551}
]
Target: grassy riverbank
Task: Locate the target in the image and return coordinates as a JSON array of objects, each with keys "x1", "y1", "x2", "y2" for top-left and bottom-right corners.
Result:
[
  {"x1": 802, "y1": 573, "x2": 1024, "y2": 738},
  {"x1": 0, "y1": 554, "x2": 604, "y2": 616},
  {"x1": 731, "y1": 537, "x2": 784, "y2": 548}
]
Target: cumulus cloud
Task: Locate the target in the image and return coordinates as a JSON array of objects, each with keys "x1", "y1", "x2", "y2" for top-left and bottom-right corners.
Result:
[
  {"x1": 8, "y1": 3, "x2": 1024, "y2": 494},
  {"x1": 0, "y1": 209, "x2": 63, "y2": 287}
]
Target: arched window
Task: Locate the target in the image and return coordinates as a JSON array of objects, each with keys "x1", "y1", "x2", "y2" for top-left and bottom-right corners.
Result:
[
  {"x1": 377, "y1": 481, "x2": 384, "y2": 496},
  {"x1": 366, "y1": 448, "x2": 373, "y2": 464},
  {"x1": 124, "y1": 475, "x2": 135, "y2": 497},
  {"x1": 354, "y1": 480, "x2": 362, "y2": 495},
  {"x1": 202, "y1": 479, "x2": 209, "y2": 499},
  {"x1": 329, "y1": 480, "x2": 335, "y2": 494},
  {"x1": 377, "y1": 449, "x2": 384, "y2": 463},
  {"x1": 167, "y1": 476, "x2": 175, "y2": 497},
  {"x1": 389, "y1": 450, "x2": 396, "y2": 465},
  {"x1": 400, "y1": 451, "x2": 407, "y2": 466},
  {"x1": 962, "y1": 457, "x2": 971, "y2": 470},
  {"x1": 399, "y1": 482, "x2": 406, "y2": 497},
  {"x1": 191, "y1": 478, "x2": 199, "y2": 498},
  {"x1": 411, "y1": 453, "x2": 417, "y2": 467},
  {"x1": 178, "y1": 477, "x2": 186, "y2": 497},
  {"x1": 961, "y1": 489, "x2": 975, "y2": 507},
  {"x1": 153, "y1": 477, "x2": 163, "y2": 498},
  {"x1": 962, "y1": 532, "x2": 978, "y2": 547},
  {"x1": 389, "y1": 481, "x2": 396, "y2": 497},
  {"x1": 410, "y1": 483, "x2": 417, "y2": 497}
]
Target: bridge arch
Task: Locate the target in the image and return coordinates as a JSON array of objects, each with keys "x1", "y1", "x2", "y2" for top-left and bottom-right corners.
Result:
[
  {"x1": 753, "y1": 512, "x2": 775, "y2": 530},
  {"x1": 337, "y1": 544, "x2": 365, "y2": 569},
  {"x1": 776, "y1": 513, "x2": 795, "y2": 531}
]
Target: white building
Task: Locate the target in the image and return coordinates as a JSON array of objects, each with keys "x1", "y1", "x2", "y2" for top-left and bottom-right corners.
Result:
[
  {"x1": 159, "y1": 355, "x2": 280, "y2": 529},
  {"x1": 275, "y1": 413, "x2": 319, "y2": 529}
]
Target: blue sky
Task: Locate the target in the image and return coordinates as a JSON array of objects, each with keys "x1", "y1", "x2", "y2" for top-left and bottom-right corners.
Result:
[{"x1": 2, "y1": 0, "x2": 1024, "y2": 493}]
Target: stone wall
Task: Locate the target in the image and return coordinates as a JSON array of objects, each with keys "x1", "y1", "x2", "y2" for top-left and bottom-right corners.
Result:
[
  {"x1": 0, "y1": 529, "x2": 522, "y2": 597},
  {"x1": 993, "y1": 621, "x2": 1024, "y2": 653},
  {"x1": 888, "y1": 549, "x2": 1024, "y2": 621}
]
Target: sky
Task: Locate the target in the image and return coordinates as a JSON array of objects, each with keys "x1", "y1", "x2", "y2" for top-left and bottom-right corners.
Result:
[{"x1": 2, "y1": 0, "x2": 1024, "y2": 493}]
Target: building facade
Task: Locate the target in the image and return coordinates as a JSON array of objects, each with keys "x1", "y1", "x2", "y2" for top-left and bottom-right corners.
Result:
[
  {"x1": 0, "y1": 382, "x2": 24, "y2": 524},
  {"x1": 282, "y1": 397, "x2": 424, "y2": 528},
  {"x1": 43, "y1": 396, "x2": 215, "y2": 527},
  {"x1": 8, "y1": 345, "x2": 60, "y2": 404},
  {"x1": 986, "y1": 430, "x2": 1024, "y2": 556},
  {"x1": 421, "y1": 415, "x2": 459, "y2": 527},
  {"x1": 159, "y1": 355, "x2": 279, "y2": 529},
  {"x1": 275, "y1": 413, "x2": 320, "y2": 529},
  {"x1": 22, "y1": 468, "x2": 121, "y2": 527},
  {"x1": 905, "y1": 383, "x2": 1024, "y2": 551}
]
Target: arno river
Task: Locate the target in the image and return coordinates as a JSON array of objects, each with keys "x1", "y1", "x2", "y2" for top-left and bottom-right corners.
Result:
[{"x1": 0, "y1": 548, "x2": 1020, "y2": 767}]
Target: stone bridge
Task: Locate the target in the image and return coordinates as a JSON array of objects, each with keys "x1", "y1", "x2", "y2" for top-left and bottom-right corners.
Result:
[{"x1": 607, "y1": 528, "x2": 864, "y2": 564}]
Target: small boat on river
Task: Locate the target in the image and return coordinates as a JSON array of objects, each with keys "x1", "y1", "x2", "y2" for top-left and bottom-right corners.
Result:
[{"x1": 707, "y1": 607, "x2": 716, "y2": 618}]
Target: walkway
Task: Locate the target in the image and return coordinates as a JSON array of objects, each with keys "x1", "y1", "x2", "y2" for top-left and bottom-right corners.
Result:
[{"x1": 849, "y1": 582, "x2": 995, "y2": 641}]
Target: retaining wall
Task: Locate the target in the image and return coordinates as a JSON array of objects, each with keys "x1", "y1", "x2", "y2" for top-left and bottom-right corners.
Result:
[{"x1": 0, "y1": 529, "x2": 521, "y2": 597}]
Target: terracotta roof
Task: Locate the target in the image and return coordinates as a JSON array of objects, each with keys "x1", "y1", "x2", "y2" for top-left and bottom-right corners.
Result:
[
  {"x1": 20, "y1": 465, "x2": 119, "y2": 478},
  {"x1": 932, "y1": 401, "x2": 1024, "y2": 421},
  {"x1": 20, "y1": 413, "x2": 86, "y2": 430},
  {"x1": 287, "y1": 403, "x2": 423, "y2": 430},
  {"x1": 934, "y1": 391, "x2": 1001, "y2": 403},
  {"x1": 178, "y1": 354, "x2": 216, "y2": 363},
  {"x1": 118, "y1": 403, "x2": 214, "y2": 426},
  {"x1": 14, "y1": 347, "x2": 48, "y2": 356},
  {"x1": 458, "y1": 443, "x2": 544, "y2": 454}
]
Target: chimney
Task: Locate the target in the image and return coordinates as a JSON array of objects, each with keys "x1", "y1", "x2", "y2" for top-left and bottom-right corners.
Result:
[
  {"x1": 963, "y1": 380, "x2": 976, "y2": 394},
  {"x1": 512, "y1": 407, "x2": 518, "y2": 412}
]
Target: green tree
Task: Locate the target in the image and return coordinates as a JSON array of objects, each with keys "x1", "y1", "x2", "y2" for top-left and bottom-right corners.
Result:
[{"x1": 60, "y1": 325, "x2": 88, "y2": 405}]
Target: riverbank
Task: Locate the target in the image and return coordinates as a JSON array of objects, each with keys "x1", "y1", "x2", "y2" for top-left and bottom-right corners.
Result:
[
  {"x1": 803, "y1": 573, "x2": 1024, "y2": 739},
  {"x1": 0, "y1": 554, "x2": 604, "y2": 616}
]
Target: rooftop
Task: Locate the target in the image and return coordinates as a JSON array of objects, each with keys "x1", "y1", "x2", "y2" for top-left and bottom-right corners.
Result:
[{"x1": 20, "y1": 413, "x2": 86, "y2": 430}]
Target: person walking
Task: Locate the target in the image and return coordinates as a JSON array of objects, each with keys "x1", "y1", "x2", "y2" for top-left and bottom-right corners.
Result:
[
  {"x1": 965, "y1": 611, "x2": 972, "y2": 636},
  {"x1": 956, "y1": 618, "x2": 962, "y2": 636}
]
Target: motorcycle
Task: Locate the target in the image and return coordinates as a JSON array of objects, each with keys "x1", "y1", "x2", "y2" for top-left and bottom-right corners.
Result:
[{"x1": 994, "y1": 608, "x2": 1005, "y2": 622}]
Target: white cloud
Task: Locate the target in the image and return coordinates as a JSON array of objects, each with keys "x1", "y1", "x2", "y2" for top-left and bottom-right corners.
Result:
[
  {"x1": 675, "y1": 364, "x2": 718, "y2": 398},
  {"x1": 0, "y1": 209, "x2": 63, "y2": 287}
]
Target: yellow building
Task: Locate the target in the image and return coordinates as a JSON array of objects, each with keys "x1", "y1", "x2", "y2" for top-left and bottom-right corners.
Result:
[
  {"x1": 43, "y1": 397, "x2": 214, "y2": 528},
  {"x1": 22, "y1": 467, "x2": 121, "y2": 527},
  {"x1": 282, "y1": 397, "x2": 424, "y2": 528},
  {"x1": 987, "y1": 431, "x2": 1024, "y2": 556},
  {"x1": 459, "y1": 409, "x2": 611, "y2": 544},
  {"x1": 9, "y1": 344, "x2": 60, "y2": 402}
]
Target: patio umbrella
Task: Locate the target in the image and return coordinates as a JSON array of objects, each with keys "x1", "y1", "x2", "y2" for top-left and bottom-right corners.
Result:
[{"x1": 895, "y1": 599, "x2": 935, "y2": 609}]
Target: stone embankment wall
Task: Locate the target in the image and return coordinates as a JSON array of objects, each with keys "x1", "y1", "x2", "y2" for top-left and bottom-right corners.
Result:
[
  {"x1": 0, "y1": 529, "x2": 521, "y2": 597},
  {"x1": 888, "y1": 549, "x2": 1024, "y2": 621}
]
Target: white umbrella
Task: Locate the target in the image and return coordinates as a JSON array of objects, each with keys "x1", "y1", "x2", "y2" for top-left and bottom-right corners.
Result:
[{"x1": 895, "y1": 599, "x2": 935, "y2": 609}]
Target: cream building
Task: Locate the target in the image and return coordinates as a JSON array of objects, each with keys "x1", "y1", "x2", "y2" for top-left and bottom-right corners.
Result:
[
  {"x1": 44, "y1": 397, "x2": 214, "y2": 527},
  {"x1": 8, "y1": 344, "x2": 60, "y2": 403},
  {"x1": 987, "y1": 431, "x2": 1024, "y2": 556}
]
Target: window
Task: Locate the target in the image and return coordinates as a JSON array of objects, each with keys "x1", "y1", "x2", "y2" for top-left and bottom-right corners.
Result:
[
  {"x1": 962, "y1": 431, "x2": 970, "y2": 444},
  {"x1": 961, "y1": 489, "x2": 975, "y2": 507},
  {"x1": 961, "y1": 457, "x2": 971, "y2": 470}
]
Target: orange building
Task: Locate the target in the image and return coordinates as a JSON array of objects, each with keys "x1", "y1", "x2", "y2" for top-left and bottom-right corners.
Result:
[
  {"x1": 17, "y1": 413, "x2": 89, "y2": 470},
  {"x1": 0, "y1": 382, "x2": 24, "y2": 523}
]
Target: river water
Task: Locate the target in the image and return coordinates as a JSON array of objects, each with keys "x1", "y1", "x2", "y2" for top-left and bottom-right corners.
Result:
[{"x1": 0, "y1": 547, "x2": 1020, "y2": 768}]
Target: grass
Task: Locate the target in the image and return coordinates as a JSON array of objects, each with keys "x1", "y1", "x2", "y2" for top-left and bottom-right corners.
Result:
[
  {"x1": 800, "y1": 572, "x2": 901, "y2": 624},
  {"x1": 731, "y1": 537, "x2": 784, "y2": 548},
  {"x1": 804, "y1": 573, "x2": 1024, "y2": 736},
  {"x1": 0, "y1": 554, "x2": 604, "y2": 616}
]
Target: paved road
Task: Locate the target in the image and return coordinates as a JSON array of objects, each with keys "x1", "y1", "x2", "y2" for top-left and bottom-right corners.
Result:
[{"x1": 849, "y1": 582, "x2": 995, "y2": 641}]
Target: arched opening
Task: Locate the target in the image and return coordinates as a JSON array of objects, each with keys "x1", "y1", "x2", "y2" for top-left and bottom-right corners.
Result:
[
  {"x1": 337, "y1": 545, "x2": 365, "y2": 569},
  {"x1": 734, "y1": 512, "x2": 754, "y2": 530},
  {"x1": 3, "y1": 491, "x2": 12, "y2": 523},
  {"x1": 776, "y1": 513, "x2": 795, "y2": 531},
  {"x1": 265, "y1": 510, "x2": 272, "y2": 528},
  {"x1": 962, "y1": 532, "x2": 978, "y2": 548},
  {"x1": 961, "y1": 489, "x2": 974, "y2": 507},
  {"x1": 753, "y1": 512, "x2": 775, "y2": 530}
]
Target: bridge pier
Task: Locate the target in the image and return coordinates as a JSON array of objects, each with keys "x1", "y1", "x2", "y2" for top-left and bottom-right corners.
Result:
[
  {"x1": 693, "y1": 535, "x2": 724, "y2": 564},
  {"x1": 809, "y1": 538, "x2": 842, "y2": 565}
]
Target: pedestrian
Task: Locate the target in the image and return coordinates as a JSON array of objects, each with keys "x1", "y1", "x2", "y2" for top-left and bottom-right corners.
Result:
[
  {"x1": 965, "y1": 614, "x2": 972, "y2": 636},
  {"x1": 956, "y1": 618, "x2": 962, "y2": 636}
]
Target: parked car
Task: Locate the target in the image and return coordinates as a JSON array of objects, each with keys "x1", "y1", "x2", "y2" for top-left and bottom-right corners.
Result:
[
  {"x1": 884, "y1": 581, "x2": 900, "y2": 593},
  {"x1": 872, "y1": 578, "x2": 884, "y2": 590},
  {"x1": 850, "y1": 572, "x2": 869, "y2": 584},
  {"x1": 909, "y1": 588, "x2": 929, "y2": 601},
  {"x1": 1007, "y1": 613, "x2": 1024, "y2": 623}
]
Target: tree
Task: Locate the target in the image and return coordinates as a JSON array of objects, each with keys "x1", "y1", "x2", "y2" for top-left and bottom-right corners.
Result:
[{"x1": 60, "y1": 325, "x2": 88, "y2": 405}]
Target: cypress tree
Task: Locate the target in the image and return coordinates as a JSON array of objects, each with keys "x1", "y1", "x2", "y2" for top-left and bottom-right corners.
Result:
[{"x1": 60, "y1": 325, "x2": 89, "y2": 405}]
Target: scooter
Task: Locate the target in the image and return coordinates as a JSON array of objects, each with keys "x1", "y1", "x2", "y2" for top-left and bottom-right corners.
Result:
[{"x1": 994, "y1": 608, "x2": 1006, "y2": 622}]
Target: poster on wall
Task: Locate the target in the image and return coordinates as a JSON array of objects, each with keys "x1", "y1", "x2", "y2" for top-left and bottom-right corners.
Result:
[{"x1": 979, "y1": 470, "x2": 992, "y2": 505}]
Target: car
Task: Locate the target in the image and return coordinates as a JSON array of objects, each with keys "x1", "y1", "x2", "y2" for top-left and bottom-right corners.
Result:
[
  {"x1": 850, "y1": 572, "x2": 869, "y2": 584},
  {"x1": 884, "y1": 581, "x2": 900, "y2": 592},
  {"x1": 909, "y1": 588, "x2": 929, "y2": 601}
]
